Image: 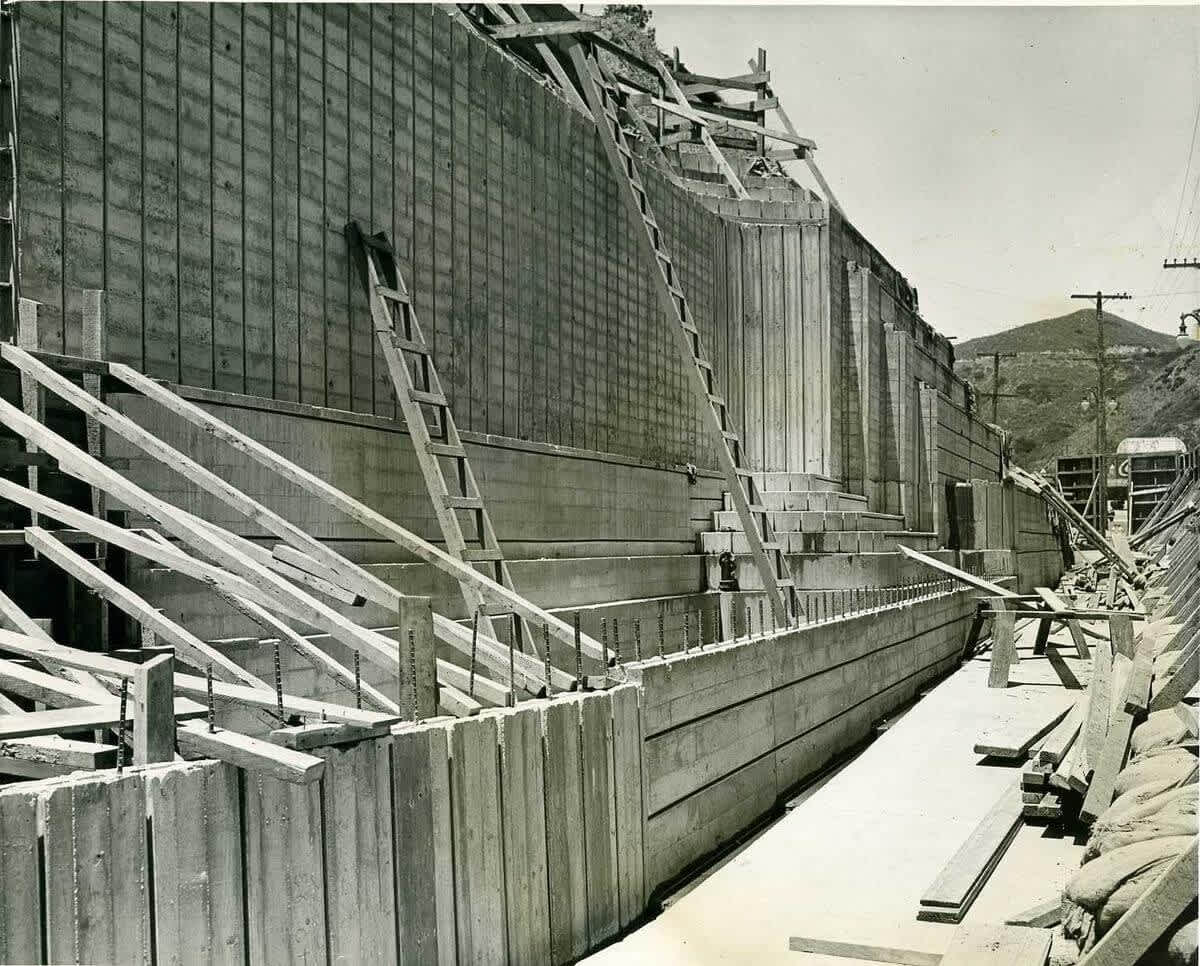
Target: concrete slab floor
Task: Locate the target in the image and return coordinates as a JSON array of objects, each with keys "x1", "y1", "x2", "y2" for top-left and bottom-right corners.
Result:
[{"x1": 586, "y1": 626, "x2": 1089, "y2": 965}]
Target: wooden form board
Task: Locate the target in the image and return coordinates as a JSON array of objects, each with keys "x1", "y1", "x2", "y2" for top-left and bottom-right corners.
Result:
[{"x1": 0, "y1": 689, "x2": 647, "y2": 966}]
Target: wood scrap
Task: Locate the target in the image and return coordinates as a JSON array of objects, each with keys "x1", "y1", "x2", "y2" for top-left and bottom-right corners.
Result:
[
  {"x1": 1005, "y1": 897, "x2": 1064, "y2": 928},
  {"x1": 975, "y1": 702, "x2": 1073, "y2": 759},
  {"x1": 1080, "y1": 658, "x2": 1137, "y2": 824}
]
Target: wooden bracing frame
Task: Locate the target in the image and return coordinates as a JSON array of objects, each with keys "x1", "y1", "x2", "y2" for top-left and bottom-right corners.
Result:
[
  {"x1": 346, "y1": 222, "x2": 538, "y2": 666},
  {"x1": 544, "y1": 37, "x2": 801, "y2": 624}
]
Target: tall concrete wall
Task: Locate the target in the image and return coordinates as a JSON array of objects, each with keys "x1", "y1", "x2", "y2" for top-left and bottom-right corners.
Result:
[{"x1": 16, "y1": 1, "x2": 991, "y2": 490}]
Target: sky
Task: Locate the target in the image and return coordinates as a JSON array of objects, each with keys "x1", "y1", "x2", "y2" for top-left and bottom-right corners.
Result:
[{"x1": 642, "y1": 4, "x2": 1200, "y2": 342}]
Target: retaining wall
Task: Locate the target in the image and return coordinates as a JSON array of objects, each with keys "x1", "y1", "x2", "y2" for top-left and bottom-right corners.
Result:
[{"x1": 0, "y1": 588, "x2": 986, "y2": 965}]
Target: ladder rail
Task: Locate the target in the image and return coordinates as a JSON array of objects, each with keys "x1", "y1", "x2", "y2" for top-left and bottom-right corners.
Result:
[
  {"x1": 348, "y1": 224, "x2": 608, "y2": 670},
  {"x1": 568, "y1": 43, "x2": 799, "y2": 624}
]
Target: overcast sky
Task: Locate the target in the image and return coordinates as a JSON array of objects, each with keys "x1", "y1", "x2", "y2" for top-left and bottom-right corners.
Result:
[{"x1": 644, "y1": 4, "x2": 1200, "y2": 341}]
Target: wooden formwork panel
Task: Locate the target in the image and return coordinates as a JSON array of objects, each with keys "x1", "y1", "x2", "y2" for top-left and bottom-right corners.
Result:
[
  {"x1": 146, "y1": 761, "x2": 245, "y2": 966},
  {"x1": 0, "y1": 785, "x2": 41, "y2": 963}
]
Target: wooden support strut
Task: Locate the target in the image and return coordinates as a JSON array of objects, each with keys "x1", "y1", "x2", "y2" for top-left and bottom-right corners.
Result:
[
  {"x1": 566, "y1": 39, "x2": 798, "y2": 625},
  {"x1": 0, "y1": 393, "x2": 565, "y2": 695},
  {"x1": 100, "y1": 360, "x2": 603, "y2": 676},
  {"x1": 345, "y1": 223, "x2": 539, "y2": 666}
]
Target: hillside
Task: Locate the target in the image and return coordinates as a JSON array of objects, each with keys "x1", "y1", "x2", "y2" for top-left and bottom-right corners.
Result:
[
  {"x1": 956, "y1": 309, "x2": 1178, "y2": 359},
  {"x1": 953, "y1": 312, "x2": 1200, "y2": 470}
]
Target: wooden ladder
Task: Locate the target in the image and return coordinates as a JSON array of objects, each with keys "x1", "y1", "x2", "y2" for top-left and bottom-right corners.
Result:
[
  {"x1": 0, "y1": 2, "x2": 19, "y2": 341},
  {"x1": 346, "y1": 223, "x2": 538, "y2": 658},
  {"x1": 566, "y1": 47, "x2": 800, "y2": 625}
]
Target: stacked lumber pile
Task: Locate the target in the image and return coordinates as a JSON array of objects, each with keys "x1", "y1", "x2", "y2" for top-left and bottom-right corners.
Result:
[{"x1": 902, "y1": 464, "x2": 1199, "y2": 963}]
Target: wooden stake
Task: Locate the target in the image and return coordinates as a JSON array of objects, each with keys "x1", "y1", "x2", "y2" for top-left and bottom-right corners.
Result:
[{"x1": 132, "y1": 653, "x2": 174, "y2": 765}]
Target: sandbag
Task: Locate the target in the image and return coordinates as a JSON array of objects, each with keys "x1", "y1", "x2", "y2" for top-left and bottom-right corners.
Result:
[
  {"x1": 1141, "y1": 912, "x2": 1199, "y2": 966},
  {"x1": 1098, "y1": 865, "x2": 1172, "y2": 933},
  {"x1": 1086, "y1": 789, "x2": 1198, "y2": 860},
  {"x1": 1113, "y1": 748, "x2": 1197, "y2": 799},
  {"x1": 1104, "y1": 781, "x2": 1196, "y2": 828},
  {"x1": 1066, "y1": 835, "x2": 1193, "y2": 912},
  {"x1": 1132, "y1": 708, "x2": 1196, "y2": 759}
]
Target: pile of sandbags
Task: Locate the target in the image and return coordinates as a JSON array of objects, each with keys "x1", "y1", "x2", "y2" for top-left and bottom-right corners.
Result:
[{"x1": 1057, "y1": 707, "x2": 1198, "y2": 964}]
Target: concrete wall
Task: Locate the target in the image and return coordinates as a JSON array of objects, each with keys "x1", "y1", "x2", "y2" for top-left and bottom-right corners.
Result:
[
  {"x1": 951, "y1": 480, "x2": 1065, "y2": 593},
  {"x1": 625, "y1": 587, "x2": 978, "y2": 892},
  {"x1": 0, "y1": 590, "x2": 987, "y2": 964}
]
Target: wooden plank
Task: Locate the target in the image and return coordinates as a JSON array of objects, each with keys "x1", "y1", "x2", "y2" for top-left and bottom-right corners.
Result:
[
  {"x1": 581, "y1": 691, "x2": 620, "y2": 945},
  {"x1": 611, "y1": 683, "x2": 646, "y2": 928},
  {"x1": 500, "y1": 706, "x2": 552, "y2": 965},
  {"x1": 919, "y1": 782, "x2": 1022, "y2": 917},
  {"x1": 1075, "y1": 837, "x2": 1197, "y2": 966},
  {"x1": 899, "y1": 544, "x2": 1014, "y2": 598},
  {"x1": 242, "y1": 772, "x2": 327, "y2": 964},
  {"x1": 0, "y1": 736, "x2": 117, "y2": 771},
  {"x1": 321, "y1": 738, "x2": 398, "y2": 965},
  {"x1": 1149, "y1": 637, "x2": 1200, "y2": 711},
  {"x1": 787, "y1": 937, "x2": 941, "y2": 966},
  {"x1": 449, "y1": 714, "x2": 506, "y2": 963},
  {"x1": 1005, "y1": 897, "x2": 1064, "y2": 928},
  {"x1": 543, "y1": 695, "x2": 589, "y2": 962},
  {"x1": 392, "y1": 721, "x2": 457, "y2": 966},
  {"x1": 939, "y1": 923, "x2": 1052, "y2": 966},
  {"x1": 398, "y1": 594, "x2": 438, "y2": 720},
  {"x1": 0, "y1": 701, "x2": 204, "y2": 740},
  {"x1": 176, "y1": 721, "x2": 326, "y2": 784},
  {"x1": 1036, "y1": 587, "x2": 1091, "y2": 658},
  {"x1": 133, "y1": 653, "x2": 175, "y2": 765},
  {"x1": 1110, "y1": 614, "x2": 1135, "y2": 659},
  {"x1": 40, "y1": 771, "x2": 152, "y2": 964},
  {"x1": 1080, "y1": 659, "x2": 1137, "y2": 823},
  {"x1": 0, "y1": 656, "x2": 98, "y2": 709},
  {"x1": 1124, "y1": 645, "x2": 1154, "y2": 716},
  {"x1": 974, "y1": 702, "x2": 1072, "y2": 758},
  {"x1": 987, "y1": 607, "x2": 1018, "y2": 689},
  {"x1": 145, "y1": 762, "x2": 245, "y2": 964},
  {"x1": 1073, "y1": 636, "x2": 1115, "y2": 792},
  {"x1": 0, "y1": 785, "x2": 42, "y2": 963},
  {"x1": 489, "y1": 18, "x2": 598, "y2": 40},
  {"x1": 1036, "y1": 701, "x2": 1083, "y2": 766}
]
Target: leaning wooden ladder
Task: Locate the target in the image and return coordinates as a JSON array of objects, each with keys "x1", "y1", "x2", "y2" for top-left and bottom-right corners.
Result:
[
  {"x1": 565, "y1": 45, "x2": 800, "y2": 625},
  {"x1": 346, "y1": 223, "x2": 541, "y2": 658}
]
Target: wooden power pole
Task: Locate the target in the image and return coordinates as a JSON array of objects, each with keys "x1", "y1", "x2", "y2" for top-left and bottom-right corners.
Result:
[
  {"x1": 990, "y1": 351, "x2": 1016, "y2": 424},
  {"x1": 1070, "y1": 290, "x2": 1131, "y2": 529}
]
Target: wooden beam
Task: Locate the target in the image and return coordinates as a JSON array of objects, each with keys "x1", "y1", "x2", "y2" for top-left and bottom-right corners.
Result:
[
  {"x1": 986, "y1": 607, "x2": 1017, "y2": 689},
  {"x1": 24, "y1": 526, "x2": 269, "y2": 690},
  {"x1": 1004, "y1": 898, "x2": 1063, "y2": 928},
  {"x1": 486, "y1": 4, "x2": 588, "y2": 113},
  {"x1": 438, "y1": 680, "x2": 483, "y2": 718},
  {"x1": 488, "y1": 19, "x2": 596, "y2": 41},
  {"x1": 133, "y1": 653, "x2": 175, "y2": 765},
  {"x1": 0, "y1": 585, "x2": 112, "y2": 700},
  {"x1": 939, "y1": 924, "x2": 1051, "y2": 966},
  {"x1": 648, "y1": 96, "x2": 708, "y2": 127},
  {"x1": 1149, "y1": 637, "x2": 1200, "y2": 712},
  {"x1": 0, "y1": 399, "x2": 450, "y2": 687},
  {"x1": 671, "y1": 68, "x2": 769, "y2": 91},
  {"x1": 0, "y1": 735, "x2": 117, "y2": 771},
  {"x1": 268, "y1": 720, "x2": 389, "y2": 751},
  {"x1": 898, "y1": 545, "x2": 1013, "y2": 598},
  {"x1": 176, "y1": 719, "x2": 325, "y2": 784},
  {"x1": 102, "y1": 364, "x2": 605, "y2": 670},
  {"x1": 0, "y1": 631, "x2": 397, "y2": 729},
  {"x1": 436, "y1": 658, "x2": 509, "y2": 708},
  {"x1": 0, "y1": 475, "x2": 560, "y2": 698},
  {"x1": 0, "y1": 657, "x2": 98, "y2": 709},
  {"x1": 1080, "y1": 658, "x2": 1135, "y2": 822},
  {"x1": 1075, "y1": 838, "x2": 1197, "y2": 966},
  {"x1": 0, "y1": 700, "x2": 205, "y2": 740}
]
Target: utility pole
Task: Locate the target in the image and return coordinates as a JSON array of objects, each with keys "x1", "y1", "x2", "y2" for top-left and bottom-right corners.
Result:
[
  {"x1": 990, "y1": 351, "x2": 1016, "y2": 424},
  {"x1": 1164, "y1": 258, "x2": 1200, "y2": 270},
  {"x1": 1070, "y1": 290, "x2": 1131, "y2": 531}
]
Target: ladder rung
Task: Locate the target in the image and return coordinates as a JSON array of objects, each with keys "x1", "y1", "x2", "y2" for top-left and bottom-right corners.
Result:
[
  {"x1": 734, "y1": 467, "x2": 754, "y2": 478},
  {"x1": 377, "y1": 285, "x2": 410, "y2": 304},
  {"x1": 761, "y1": 542, "x2": 784, "y2": 552},
  {"x1": 681, "y1": 320, "x2": 698, "y2": 335},
  {"x1": 410, "y1": 389, "x2": 447, "y2": 407},
  {"x1": 391, "y1": 334, "x2": 431, "y2": 355},
  {"x1": 445, "y1": 495, "x2": 485, "y2": 510},
  {"x1": 747, "y1": 504, "x2": 766, "y2": 514},
  {"x1": 461, "y1": 547, "x2": 504, "y2": 562},
  {"x1": 721, "y1": 430, "x2": 739, "y2": 441},
  {"x1": 696, "y1": 357, "x2": 713, "y2": 372},
  {"x1": 427, "y1": 441, "x2": 467, "y2": 459},
  {"x1": 776, "y1": 578, "x2": 795, "y2": 589},
  {"x1": 708, "y1": 394, "x2": 726, "y2": 408}
]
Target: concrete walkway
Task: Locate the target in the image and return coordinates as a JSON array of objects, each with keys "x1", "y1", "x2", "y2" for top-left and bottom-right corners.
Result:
[{"x1": 588, "y1": 625, "x2": 1088, "y2": 965}]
